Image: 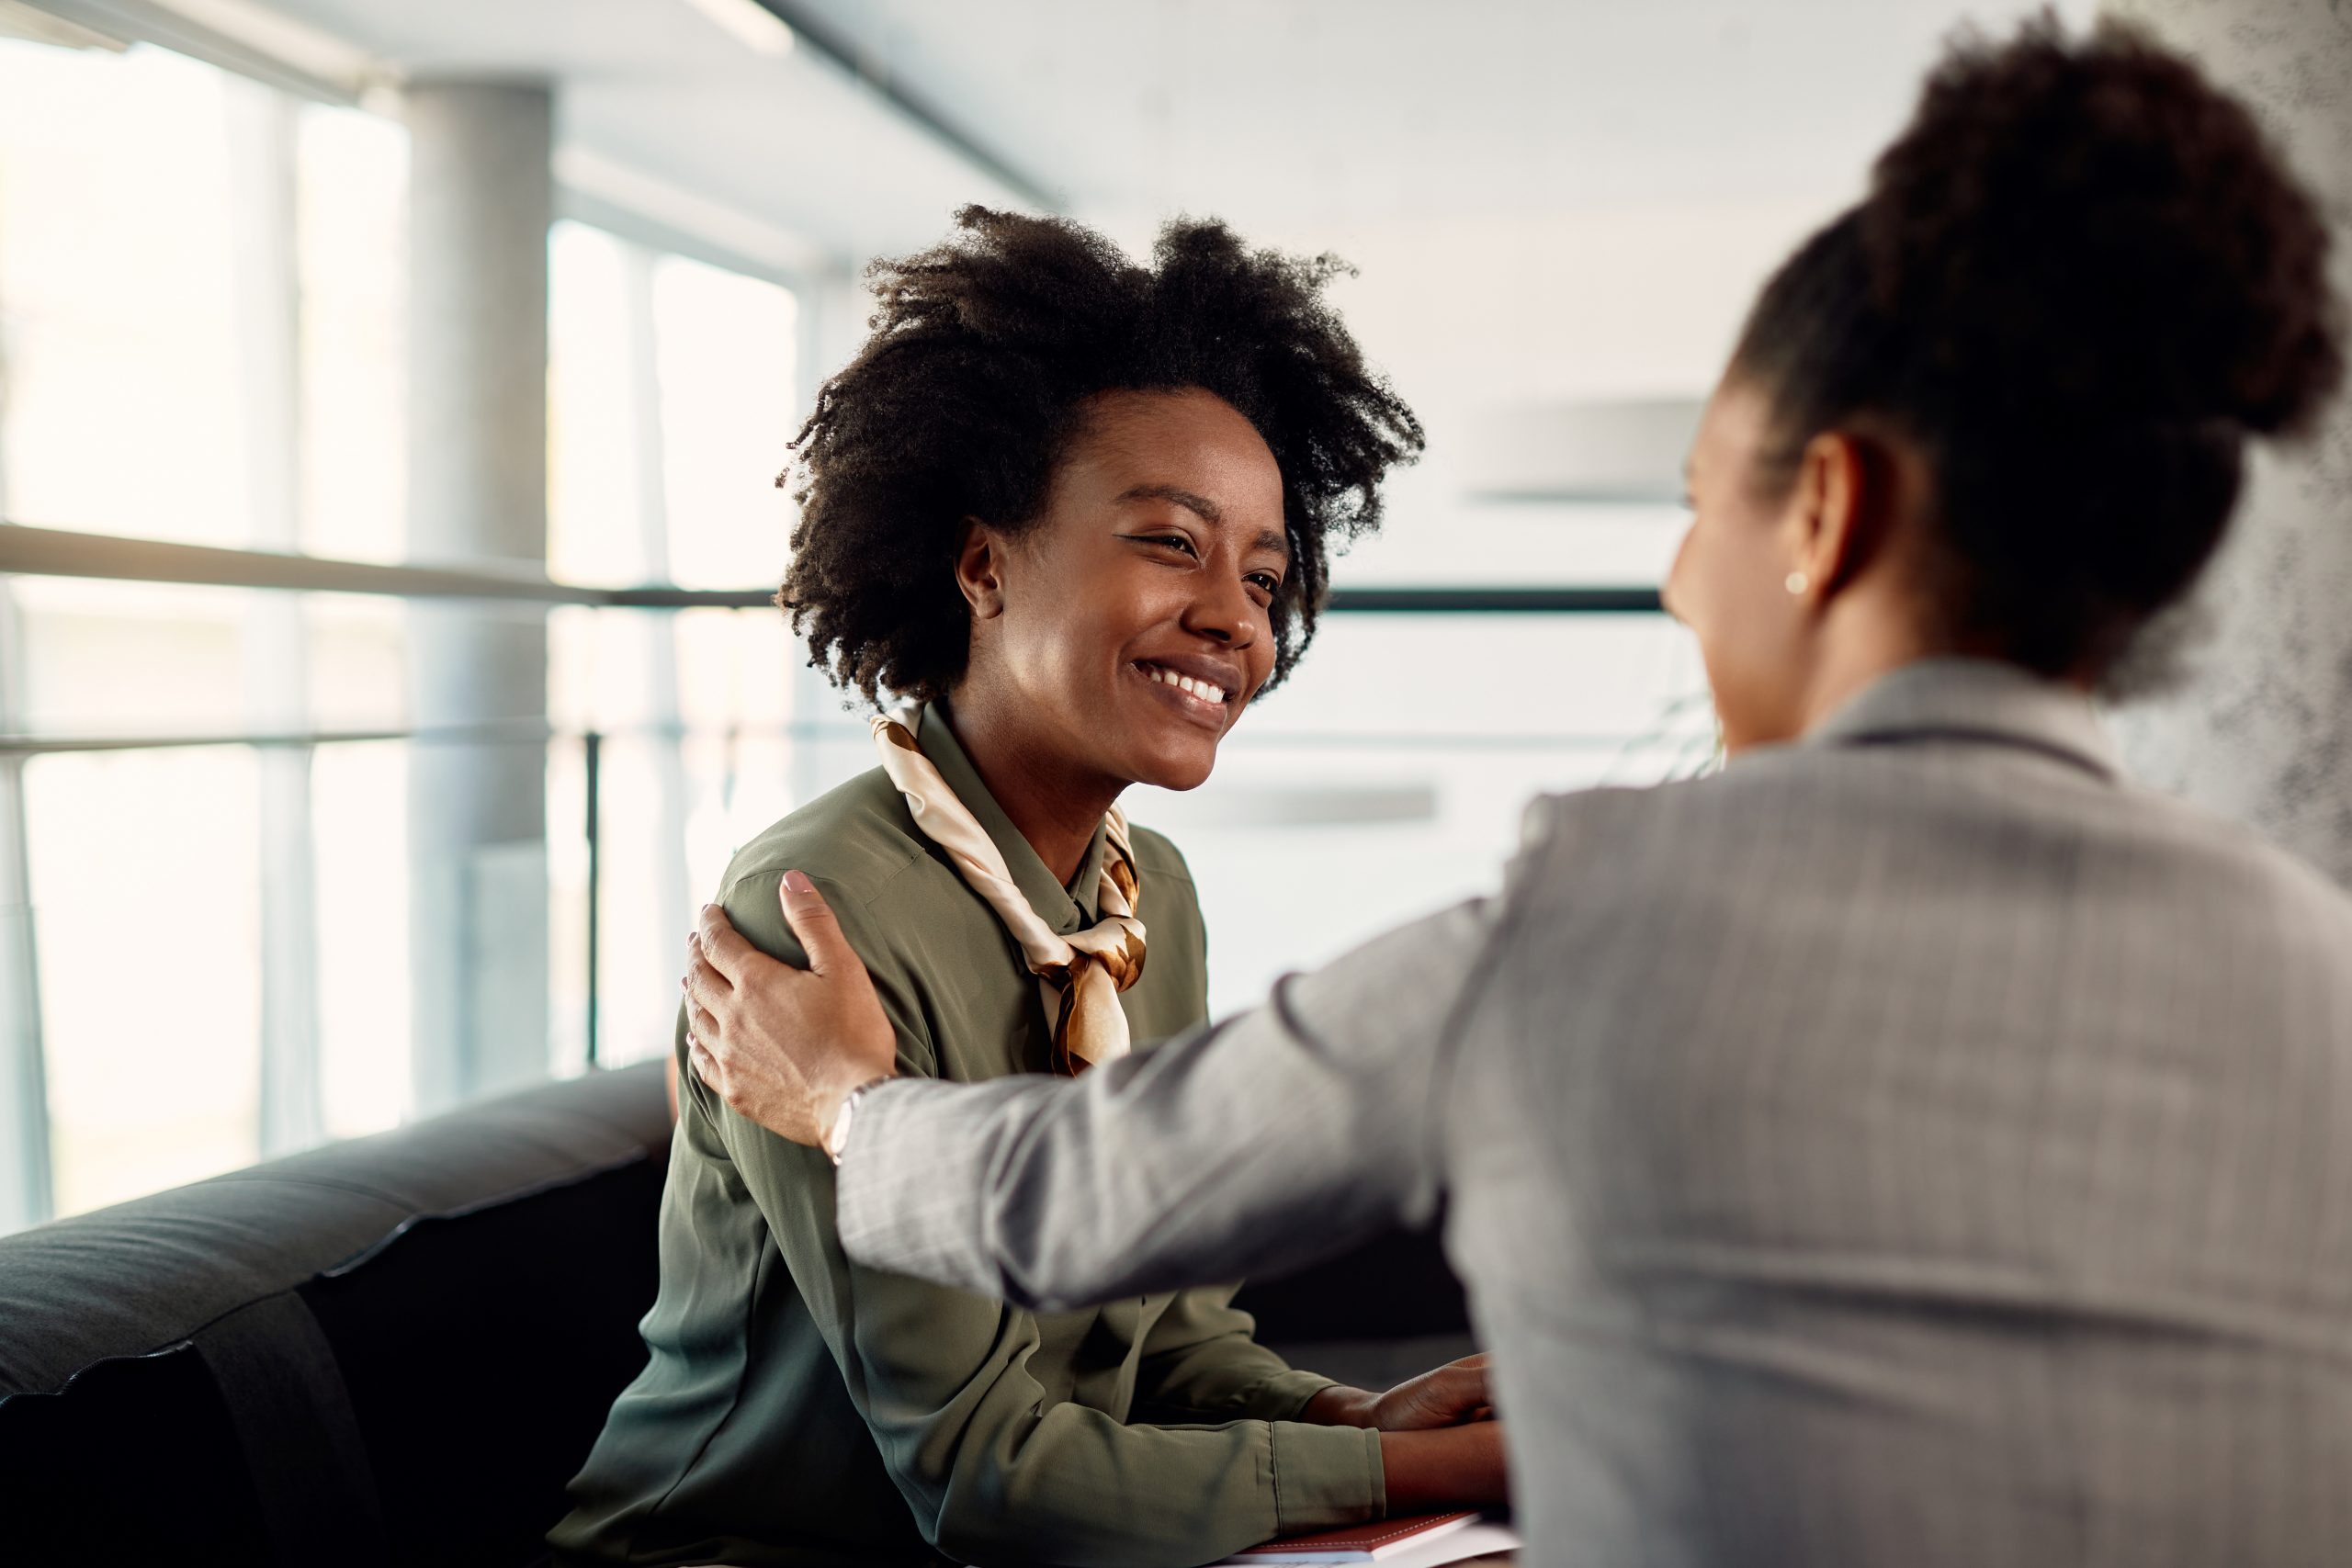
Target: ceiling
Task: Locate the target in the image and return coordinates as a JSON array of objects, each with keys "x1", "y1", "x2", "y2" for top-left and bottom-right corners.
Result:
[
  {"x1": 43, "y1": 0, "x2": 2103, "y2": 580},
  {"x1": 785, "y1": 0, "x2": 2090, "y2": 227},
  {"x1": 229, "y1": 0, "x2": 1029, "y2": 272},
  {"x1": 153, "y1": 0, "x2": 2095, "y2": 275}
]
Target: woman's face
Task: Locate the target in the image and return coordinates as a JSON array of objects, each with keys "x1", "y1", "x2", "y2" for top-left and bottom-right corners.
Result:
[
  {"x1": 1662, "y1": 373, "x2": 1815, "y2": 753},
  {"x1": 973, "y1": 387, "x2": 1287, "y2": 793}
]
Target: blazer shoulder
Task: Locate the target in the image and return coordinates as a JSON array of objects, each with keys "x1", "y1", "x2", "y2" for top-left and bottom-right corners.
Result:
[
  {"x1": 2118, "y1": 777, "x2": 2352, "y2": 933},
  {"x1": 1513, "y1": 779, "x2": 1688, "y2": 858},
  {"x1": 1500, "y1": 776, "x2": 1751, "y2": 925}
]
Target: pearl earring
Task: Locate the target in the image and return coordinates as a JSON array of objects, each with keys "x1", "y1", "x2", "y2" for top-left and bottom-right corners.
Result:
[{"x1": 1784, "y1": 570, "x2": 1809, "y2": 596}]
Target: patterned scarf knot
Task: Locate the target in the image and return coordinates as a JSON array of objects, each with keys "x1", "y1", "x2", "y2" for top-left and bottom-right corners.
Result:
[{"x1": 872, "y1": 706, "x2": 1147, "y2": 1075}]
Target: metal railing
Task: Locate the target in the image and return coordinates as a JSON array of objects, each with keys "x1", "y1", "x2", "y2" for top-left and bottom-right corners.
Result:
[
  {"x1": 0, "y1": 520, "x2": 1679, "y2": 1228},
  {"x1": 0, "y1": 711, "x2": 1716, "y2": 1066},
  {"x1": 0, "y1": 521, "x2": 1666, "y2": 615}
]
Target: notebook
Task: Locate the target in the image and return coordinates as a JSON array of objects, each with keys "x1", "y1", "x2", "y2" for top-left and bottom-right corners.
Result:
[{"x1": 1220, "y1": 1510, "x2": 1492, "y2": 1564}]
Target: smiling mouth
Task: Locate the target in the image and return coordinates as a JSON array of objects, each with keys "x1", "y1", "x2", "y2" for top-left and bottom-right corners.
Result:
[{"x1": 1133, "y1": 660, "x2": 1233, "y2": 721}]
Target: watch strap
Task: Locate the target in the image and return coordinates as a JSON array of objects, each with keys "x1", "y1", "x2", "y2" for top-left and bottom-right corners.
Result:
[{"x1": 824, "y1": 1075, "x2": 896, "y2": 1167}]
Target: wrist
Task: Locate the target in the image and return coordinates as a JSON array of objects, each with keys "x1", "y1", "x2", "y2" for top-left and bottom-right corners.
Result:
[
  {"x1": 815, "y1": 1066, "x2": 886, "y2": 1123},
  {"x1": 1300, "y1": 1384, "x2": 1381, "y2": 1428},
  {"x1": 818, "y1": 1069, "x2": 897, "y2": 1165},
  {"x1": 1374, "y1": 1425, "x2": 1507, "y2": 1509}
]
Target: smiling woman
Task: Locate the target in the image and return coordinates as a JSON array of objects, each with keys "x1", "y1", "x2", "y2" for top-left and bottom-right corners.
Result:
[
  {"x1": 943, "y1": 387, "x2": 1294, "y2": 877},
  {"x1": 781, "y1": 204, "x2": 1419, "y2": 692},
  {"x1": 548, "y1": 209, "x2": 1491, "y2": 1568}
]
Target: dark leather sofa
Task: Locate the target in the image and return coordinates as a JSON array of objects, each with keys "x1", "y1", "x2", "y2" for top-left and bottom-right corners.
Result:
[{"x1": 0, "y1": 1060, "x2": 1466, "y2": 1566}]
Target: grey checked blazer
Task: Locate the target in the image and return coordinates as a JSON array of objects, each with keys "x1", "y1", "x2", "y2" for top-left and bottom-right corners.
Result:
[{"x1": 836, "y1": 659, "x2": 2352, "y2": 1568}]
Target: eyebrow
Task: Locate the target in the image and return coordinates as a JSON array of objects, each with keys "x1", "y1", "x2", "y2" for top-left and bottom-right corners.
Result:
[
  {"x1": 1116, "y1": 483, "x2": 1222, "y2": 524},
  {"x1": 1117, "y1": 484, "x2": 1289, "y2": 564}
]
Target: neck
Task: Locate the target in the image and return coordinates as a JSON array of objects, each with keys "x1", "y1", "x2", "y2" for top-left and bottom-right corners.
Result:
[
  {"x1": 1790, "y1": 591, "x2": 1951, "y2": 740},
  {"x1": 942, "y1": 681, "x2": 1122, "y2": 886}
]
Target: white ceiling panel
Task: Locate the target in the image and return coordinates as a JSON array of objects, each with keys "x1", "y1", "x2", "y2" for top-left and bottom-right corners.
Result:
[
  {"x1": 783, "y1": 0, "x2": 2100, "y2": 225},
  {"x1": 170, "y1": 0, "x2": 2099, "y2": 273}
]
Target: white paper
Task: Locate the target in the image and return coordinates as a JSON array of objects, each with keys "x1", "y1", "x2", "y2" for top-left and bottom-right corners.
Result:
[
  {"x1": 1374, "y1": 1521, "x2": 1521, "y2": 1567},
  {"x1": 1215, "y1": 1519, "x2": 1520, "y2": 1566}
]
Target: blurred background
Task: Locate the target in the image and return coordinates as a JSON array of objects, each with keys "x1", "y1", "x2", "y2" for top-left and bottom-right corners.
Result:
[{"x1": 0, "y1": 0, "x2": 2099, "y2": 1234}]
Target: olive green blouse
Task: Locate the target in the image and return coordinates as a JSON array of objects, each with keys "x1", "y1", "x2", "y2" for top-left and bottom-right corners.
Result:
[{"x1": 550, "y1": 705, "x2": 1385, "y2": 1568}]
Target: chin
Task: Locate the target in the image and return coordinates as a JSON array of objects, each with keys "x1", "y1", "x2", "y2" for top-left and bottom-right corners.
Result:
[{"x1": 1125, "y1": 739, "x2": 1220, "y2": 794}]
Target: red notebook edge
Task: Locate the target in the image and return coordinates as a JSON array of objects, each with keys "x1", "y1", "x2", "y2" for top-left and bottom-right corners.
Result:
[{"x1": 1231, "y1": 1509, "x2": 1481, "y2": 1559}]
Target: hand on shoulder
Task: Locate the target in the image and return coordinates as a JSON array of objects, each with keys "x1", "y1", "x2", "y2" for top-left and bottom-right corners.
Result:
[{"x1": 683, "y1": 870, "x2": 899, "y2": 1149}]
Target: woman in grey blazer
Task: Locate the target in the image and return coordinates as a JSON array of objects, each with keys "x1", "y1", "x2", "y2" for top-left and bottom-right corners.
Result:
[{"x1": 681, "y1": 17, "x2": 2349, "y2": 1568}]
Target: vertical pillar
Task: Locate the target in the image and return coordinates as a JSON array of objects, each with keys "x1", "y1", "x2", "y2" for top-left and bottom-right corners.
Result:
[
  {"x1": 0, "y1": 188, "x2": 52, "y2": 1232},
  {"x1": 2102, "y1": 0, "x2": 2352, "y2": 886},
  {"x1": 404, "y1": 82, "x2": 555, "y2": 1109},
  {"x1": 788, "y1": 275, "x2": 866, "y2": 799},
  {"x1": 620, "y1": 241, "x2": 692, "y2": 1040},
  {"x1": 225, "y1": 77, "x2": 324, "y2": 1155},
  {"x1": 0, "y1": 600, "x2": 51, "y2": 1235}
]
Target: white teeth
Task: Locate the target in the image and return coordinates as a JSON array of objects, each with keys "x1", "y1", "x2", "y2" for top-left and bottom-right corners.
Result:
[{"x1": 1143, "y1": 665, "x2": 1226, "y2": 705}]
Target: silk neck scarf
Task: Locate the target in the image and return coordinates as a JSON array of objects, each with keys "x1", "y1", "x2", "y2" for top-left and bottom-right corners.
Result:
[{"x1": 872, "y1": 705, "x2": 1146, "y2": 1075}]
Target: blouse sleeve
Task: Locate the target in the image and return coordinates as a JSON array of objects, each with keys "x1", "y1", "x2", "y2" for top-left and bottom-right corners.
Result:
[{"x1": 699, "y1": 866, "x2": 1385, "y2": 1567}]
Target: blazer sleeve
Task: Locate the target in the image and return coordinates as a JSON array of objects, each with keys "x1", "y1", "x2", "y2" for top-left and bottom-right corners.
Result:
[
  {"x1": 834, "y1": 886, "x2": 1512, "y2": 1312},
  {"x1": 1125, "y1": 833, "x2": 1340, "y2": 1427},
  {"x1": 696, "y1": 867, "x2": 1385, "y2": 1568}
]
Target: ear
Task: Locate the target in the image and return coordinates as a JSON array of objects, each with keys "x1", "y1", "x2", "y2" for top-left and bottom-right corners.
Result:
[
  {"x1": 1785, "y1": 430, "x2": 1887, "y2": 606},
  {"x1": 954, "y1": 518, "x2": 1007, "y2": 619}
]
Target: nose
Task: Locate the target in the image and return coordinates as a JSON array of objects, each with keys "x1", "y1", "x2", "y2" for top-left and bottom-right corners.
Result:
[{"x1": 1182, "y1": 566, "x2": 1261, "y2": 649}]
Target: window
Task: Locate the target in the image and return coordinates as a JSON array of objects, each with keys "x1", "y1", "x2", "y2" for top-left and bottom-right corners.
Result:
[
  {"x1": 0, "y1": 36, "x2": 807, "y2": 1233},
  {"x1": 0, "y1": 31, "x2": 1699, "y2": 1236},
  {"x1": 0, "y1": 42, "x2": 255, "y2": 547},
  {"x1": 1131, "y1": 611, "x2": 1709, "y2": 1018},
  {"x1": 547, "y1": 220, "x2": 801, "y2": 1072}
]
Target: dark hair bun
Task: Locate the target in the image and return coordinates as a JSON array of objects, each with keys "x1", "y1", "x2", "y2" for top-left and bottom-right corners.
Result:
[
  {"x1": 1730, "y1": 17, "x2": 2344, "y2": 677},
  {"x1": 1866, "y1": 15, "x2": 2341, "y2": 437}
]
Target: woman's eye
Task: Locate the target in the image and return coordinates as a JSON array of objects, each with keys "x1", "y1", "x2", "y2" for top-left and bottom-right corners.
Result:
[
  {"x1": 1247, "y1": 573, "x2": 1282, "y2": 596},
  {"x1": 1129, "y1": 533, "x2": 1197, "y2": 557}
]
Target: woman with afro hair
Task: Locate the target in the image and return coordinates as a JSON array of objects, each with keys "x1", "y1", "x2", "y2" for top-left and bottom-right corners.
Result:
[{"x1": 552, "y1": 210, "x2": 1507, "y2": 1568}]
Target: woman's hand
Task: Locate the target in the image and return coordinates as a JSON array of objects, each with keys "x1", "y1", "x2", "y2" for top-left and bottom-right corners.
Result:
[
  {"x1": 1303, "y1": 1354, "x2": 1494, "y2": 1431},
  {"x1": 1305, "y1": 1356, "x2": 1509, "y2": 1506},
  {"x1": 682, "y1": 871, "x2": 897, "y2": 1148}
]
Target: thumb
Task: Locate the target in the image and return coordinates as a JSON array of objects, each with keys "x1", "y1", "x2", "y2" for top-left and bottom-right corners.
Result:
[{"x1": 778, "y1": 870, "x2": 857, "y2": 975}]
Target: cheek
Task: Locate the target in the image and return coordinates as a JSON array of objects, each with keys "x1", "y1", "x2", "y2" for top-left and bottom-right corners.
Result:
[
  {"x1": 1667, "y1": 515, "x2": 1744, "y2": 646},
  {"x1": 1014, "y1": 604, "x2": 1120, "y2": 694},
  {"x1": 1663, "y1": 519, "x2": 1701, "y2": 620},
  {"x1": 1673, "y1": 516, "x2": 1781, "y2": 685},
  {"x1": 1006, "y1": 579, "x2": 1166, "y2": 728},
  {"x1": 1001, "y1": 549, "x2": 1132, "y2": 667},
  {"x1": 1238, "y1": 637, "x2": 1277, "y2": 709}
]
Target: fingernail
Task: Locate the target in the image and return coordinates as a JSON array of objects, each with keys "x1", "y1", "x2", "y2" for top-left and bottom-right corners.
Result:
[
  {"x1": 687, "y1": 931, "x2": 702, "y2": 950},
  {"x1": 783, "y1": 869, "x2": 814, "y2": 896}
]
